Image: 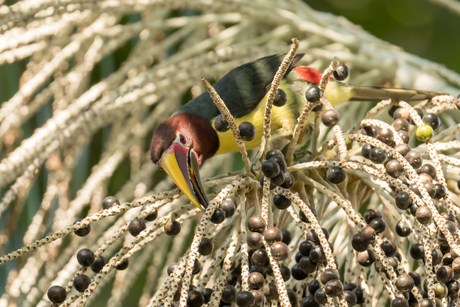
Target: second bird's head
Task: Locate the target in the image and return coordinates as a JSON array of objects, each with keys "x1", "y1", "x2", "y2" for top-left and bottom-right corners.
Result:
[{"x1": 150, "y1": 113, "x2": 219, "y2": 211}]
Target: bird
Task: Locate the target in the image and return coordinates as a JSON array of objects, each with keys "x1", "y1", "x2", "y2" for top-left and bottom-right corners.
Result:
[{"x1": 150, "y1": 53, "x2": 448, "y2": 211}]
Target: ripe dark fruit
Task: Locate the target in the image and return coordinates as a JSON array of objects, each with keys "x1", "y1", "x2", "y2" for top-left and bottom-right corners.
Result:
[
  {"x1": 165, "y1": 220, "x2": 181, "y2": 235},
  {"x1": 128, "y1": 218, "x2": 146, "y2": 237},
  {"x1": 363, "y1": 126, "x2": 378, "y2": 137},
  {"x1": 370, "y1": 147, "x2": 387, "y2": 164},
  {"x1": 251, "y1": 249, "x2": 269, "y2": 266},
  {"x1": 222, "y1": 285, "x2": 237, "y2": 303},
  {"x1": 102, "y1": 196, "x2": 120, "y2": 210},
  {"x1": 291, "y1": 263, "x2": 309, "y2": 280},
  {"x1": 388, "y1": 105, "x2": 399, "y2": 117},
  {"x1": 395, "y1": 192, "x2": 413, "y2": 210},
  {"x1": 266, "y1": 149, "x2": 283, "y2": 160},
  {"x1": 73, "y1": 219, "x2": 91, "y2": 237},
  {"x1": 91, "y1": 256, "x2": 107, "y2": 273},
  {"x1": 359, "y1": 227, "x2": 376, "y2": 245},
  {"x1": 395, "y1": 220, "x2": 412, "y2": 237},
  {"x1": 47, "y1": 285, "x2": 67, "y2": 304},
  {"x1": 418, "y1": 299, "x2": 435, "y2": 307},
  {"x1": 395, "y1": 274, "x2": 415, "y2": 292},
  {"x1": 236, "y1": 291, "x2": 255, "y2": 307},
  {"x1": 77, "y1": 248, "x2": 95, "y2": 267},
  {"x1": 280, "y1": 172, "x2": 295, "y2": 189},
  {"x1": 271, "y1": 171, "x2": 285, "y2": 186},
  {"x1": 381, "y1": 241, "x2": 397, "y2": 257},
  {"x1": 115, "y1": 258, "x2": 129, "y2": 270},
  {"x1": 423, "y1": 181, "x2": 436, "y2": 198},
  {"x1": 210, "y1": 208, "x2": 226, "y2": 224},
  {"x1": 251, "y1": 289, "x2": 263, "y2": 306},
  {"x1": 263, "y1": 227, "x2": 283, "y2": 245},
  {"x1": 239, "y1": 121, "x2": 256, "y2": 141},
  {"x1": 386, "y1": 160, "x2": 404, "y2": 178},
  {"x1": 187, "y1": 290, "x2": 204, "y2": 307},
  {"x1": 416, "y1": 206, "x2": 432, "y2": 225},
  {"x1": 364, "y1": 209, "x2": 383, "y2": 224},
  {"x1": 410, "y1": 244, "x2": 424, "y2": 260},
  {"x1": 416, "y1": 125, "x2": 433, "y2": 142},
  {"x1": 299, "y1": 256, "x2": 317, "y2": 274},
  {"x1": 248, "y1": 216, "x2": 266, "y2": 233},
  {"x1": 248, "y1": 272, "x2": 265, "y2": 289},
  {"x1": 314, "y1": 288, "x2": 328, "y2": 304},
  {"x1": 320, "y1": 268, "x2": 340, "y2": 284},
  {"x1": 395, "y1": 144, "x2": 411, "y2": 157},
  {"x1": 270, "y1": 155, "x2": 287, "y2": 172},
  {"x1": 405, "y1": 151, "x2": 423, "y2": 169},
  {"x1": 352, "y1": 234, "x2": 368, "y2": 252},
  {"x1": 377, "y1": 127, "x2": 394, "y2": 145},
  {"x1": 273, "y1": 194, "x2": 291, "y2": 210},
  {"x1": 198, "y1": 238, "x2": 213, "y2": 255},
  {"x1": 353, "y1": 288, "x2": 364, "y2": 304},
  {"x1": 280, "y1": 265, "x2": 291, "y2": 281},
  {"x1": 271, "y1": 242, "x2": 289, "y2": 261},
  {"x1": 309, "y1": 246, "x2": 326, "y2": 264},
  {"x1": 357, "y1": 249, "x2": 375, "y2": 267},
  {"x1": 247, "y1": 232, "x2": 264, "y2": 250},
  {"x1": 343, "y1": 290, "x2": 358, "y2": 306},
  {"x1": 362, "y1": 144, "x2": 373, "y2": 159},
  {"x1": 420, "y1": 163, "x2": 437, "y2": 179},
  {"x1": 431, "y1": 249, "x2": 443, "y2": 265},
  {"x1": 261, "y1": 160, "x2": 280, "y2": 178},
  {"x1": 215, "y1": 114, "x2": 230, "y2": 132},
  {"x1": 393, "y1": 118, "x2": 410, "y2": 131},
  {"x1": 370, "y1": 218, "x2": 386, "y2": 233},
  {"x1": 308, "y1": 279, "x2": 321, "y2": 295},
  {"x1": 299, "y1": 240, "x2": 314, "y2": 256},
  {"x1": 434, "y1": 184, "x2": 446, "y2": 199},
  {"x1": 73, "y1": 274, "x2": 91, "y2": 292},
  {"x1": 220, "y1": 200, "x2": 236, "y2": 218},
  {"x1": 302, "y1": 296, "x2": 320, "y2": 307},
  {"x1": 391, "y1": 297, "x2": 409, "y2": 307},
  {"x1": 324, "y1": 279, "x2": 343, "y2": 297},
  {"x1": 281, "y1": 229, "x2": 292, "y2": 245},
  {"x1": 326, "y1": 166, "x2": 347, "y2": 184},
  {"x1": 393, "y1": 108, "x2": 410, "y2": 120},
  {"x1": 263, "y1": 283, "x2": 279, "y2": 300},
  {"x1": 321, "y1": 109, "x2": 340, "y2": 127},
  {"x1": 398, "y1": 130, "x2": 410, "y2": 144},
  {"x1": 333, "y1": 64, "x2": 349, "y2": 80},
  {"x1": 142, "y1": 205, "x2": 158, "y2": 221},
  {"x1": 312, "y1": 103, "x2": 324, "y2": 112},
  {"x1": 273, "y1": 89, "x2": 288, "y2": 107},
  {"x1": 423, "y1": 113, "x2": 442, "y2": 131},
  {"x1": 305, "y1": 86, "x2": 322, "y2": 102},
  {"x1": 436, "y1": 266, "x2": 454, "y2": 284}
]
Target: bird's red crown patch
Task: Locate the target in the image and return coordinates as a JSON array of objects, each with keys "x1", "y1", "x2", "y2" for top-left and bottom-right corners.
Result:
[{"x1": 294, "y1": 66, "x2": 322, "y2": 84}]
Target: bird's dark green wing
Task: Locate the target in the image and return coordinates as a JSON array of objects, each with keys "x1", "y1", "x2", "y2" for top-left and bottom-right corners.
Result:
[{"x1": 176, "y1": 53, "x2": 304, "y2": 120}]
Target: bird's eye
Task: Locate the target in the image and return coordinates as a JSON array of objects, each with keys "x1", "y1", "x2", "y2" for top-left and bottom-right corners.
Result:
[{"x1": 179, "y1": 133, "x2": 187, "y2": 145}]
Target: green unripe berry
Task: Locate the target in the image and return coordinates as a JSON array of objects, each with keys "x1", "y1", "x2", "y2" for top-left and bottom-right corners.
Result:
[{"x1": 416, "y1": 125, "x2": 433, "y2": 142}]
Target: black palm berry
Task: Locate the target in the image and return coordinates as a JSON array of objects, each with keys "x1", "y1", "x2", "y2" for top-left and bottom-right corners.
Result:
[
  {"x1": 393, "y1": 108, "x2": 410, "y2": 120},
  {"x1": 287, "y1": 289, "x2": 298, "y2": 306},
  {"x1": 395, "y1": 192, "x2": 413, "y2": 210},
  {"x1": 363, "y1": 126, "x2": 378, "y2": 137},
  {"x1": 395, "y1": 220, "x2": 412, "y2": 237},
  {"x1": 187, "y1": 290, "x2": 204, "y2": 307},
  {"x1": 222, "y1": 285, "x2": 237, "y2": 303},
  {"x1": 416, "y1": 206, "x2": 432, "y2": 225},
  {"x1": 291, "y1": 263, "x2": 309, "y2": 280},
  {"x1": 443, "y1": 253, "x2": 454, "y2": 265},
  {"x1": 419, "y1": 173, "x2": 432, "y2": 183},
  {"x1": 408, "y1": 271, "x2": 421, "y2": 287},
  {"x1": 102, "y1": 196, "x2": 120, "y2": 210},
  {"x1": 446, "y1": 280, "x2": 459, "y2": 298},
  {"x1": 128, "y1": 218, "x2": 146, "y2": 237},
  {"x1": 326, "y1": 166, "x2": 347, "y2": 184},
  {"x1": 362, "y1": 144, "x2": 373, "y2": 159},
  {"x1": 436, "y1": 266, "x2": 454, "y2": 284},
  {"x1": 309, "y1": 246, "x2": 326, "y2": 264},
  {"x1": 314, "y1": 288, "x2": 328, "y2": 304},
  {"x1": 263, "y1": 283, "x2": 279, "y2": 300},
  {"x1": 141, "y1": 205, "x2": 158, "y2": 221},
  {"x1": 73, "y1": 274, "x2": 91, "y2": 292},
  {"x1": 333, "y1": 64, "x2": 349, "y2": 80},
  {"x1": 192, "y1": 259, "x2": 201, "y2": 275},
  {"x1": 434, "y1": 184, "x2": 446, "y2": 199},
  {"x1": 395, "y1": 274, "x2": 415, "y2": 292},
  {"x1": 377, "y1": 127, "x2": 394, "y2": 145},
  {"x1": 281, "y1": 229, "x2": 292, "y2": 245},
  {"x1": 264, "y1": 227, "x2": 283, "y2": 245},
  {"x1": 248, "y1": 216, "x2": 266, "y2": 233},
  {"x1": 236, "y1": 291, "x2": 255, "y2": 307},
  {"x1": 301, "y1": 296, "x2": 320, "y2": 307},
  {"x1": 370, "y1": 147, "x2": 388, "y2": 164},
  {"x1": 73, "y1": 219, "x2": 91, "y2": 237},
  {"x1": 91, "y1": 256, "x2": 107, "y2": 273},
  {"x1": 239, "y1": 121, "x2": 256, "y2": 141},
  {"x1": 370, "y1": 218, "x2": 386, "y2": 233},
  {"x1": 357, "y1": 249, "x2": 375, "y2": 267},
  {"x1": 424, "y1": 181, "x2": 436, "y2": 198},
  {"x1": 353, "y1": 288, "x2": 365, "y2": 304},
  {"x1": 198, "y1": 238, "x2": 213, "y2": 255},
  {"x1": 312, "y1": 102, "x2": 324, "y2": 112},
  {"x1": 210, "y1": 208, "x2": 226, "y2": 224},
  {"x1": 419, "y1": 299, "x2": 436, "y2": 307},
  {"x1": 359, "y1": 227, "x2": 376, "y2": 245},
  {"x1": 250, "y1": 289, "x2": 263, "y2": 306},
  {"x1": 352, "y1": 234, "x2": 368, "y2": 252},
  {"x1": 299, "y1": 256, "x2": 317, "y2": 274},
  {"x1": 266, "y1": 149, "x2": 283, "y2": 160},
  {"x1": 364, "y1": 209, "x2": 383, "y2": 224},
  {"x1": 321, "y1": 109, "x2": 340, "y2": 127},
  {"x1": 393, "y1": 118, "x2": 410, "y2": 131},
  {"x1": 308, "y1": 279, "x2": 321, "y2": 295},
  {"x1": 270, "y1": 155, "x2": 287, "y2": 172},
  {"x1": 247, "y1": 232, "x2": 264, "y2": 250},
  {"x1": 251, "y1": 249, "x2": 269, "y2": 266},
  {"x1": 273, "y1": 194, "x2": 291, "y2": 210},
  {"x1": 271, "y1": 171, "x2": 285, "y2": 186},
  {"x1": 261, "y1": 160, "x2": 280, "y2": 178},
  {"x1": 343, "y1": 290, "x2": 358, "y2": 306},
  {"x1": 423, "y1": 113, "x2": 442, "y2": 131},
  {"x1": 77, "y1": 248, "x2": 95, "y2": 267},
  {"x1": 394, "y1": 143, "x2": 411, "y2": 157},
  {"x1": 432, "y1": 249, "x2": 443, "y2": 265},
  {"x1": 305, "y1": 86, "x2": 322, "y2": 102},
  {"x1": 386, "y1": 160, "x2": 404, "y2": 178},
  {"x1": 47, "y1": 285, "x2": 67, "y2": 304},
  {"x1": 344, "y1": 283, "x2": 357, "y2": 291},
  {"x1": 273, "y1": 89, "x2": 288, "y2": 107},
  {"x1": 382, "y1": 241, "x2": 397, "y2": 257},
  {"x1": 420, "y1": 163, "x2": 437, "y2": 179},
  {"x1": 220, "y1": 200, "x2": 236, "y2": 218},
  {"x1": 324, "y1": 279, "x2": 343, "y2": 297},
  {"x1": 248, "y1": 272, "x2": 265, "y2": 289},
  {"x1": 388, "y1": 105, "x2": 399, "y2": 117},
  {"x1": 280, "y1": 172, "x2": 295, "y2": 189},
  {"x1": 398, "y1": 130, "x2": 410, "y2": 144},
  {"x1": 409, "y1": 243, "x2": 424, "y2": 260},
  {"x1": 280, "y1": 265, "x2": 291, "y2": 281},
  {"x1": 391, "y1": 297, "x2": 409, "y2": 307},
  {"x1": 271, "y1": 242, "x2": 289, "y2": 261},
  {"x1": 214, "y1": 114, "x2": 229, "y2": 132},
  {"x1": 165, "y1": 220, "x2": 181, "y2": 235},
  {"x1": 250, "y1": 265, "x2": 267, "y2": 278},
  {"x1": 405, "y1": 151, "x2": 423, "y2": 169},
  {"x1": 115, "y1": 258, "x2": 129, "y2": 270},
  {"x1": 320, "y1": 268, "x2": 340, "y2": 284}
]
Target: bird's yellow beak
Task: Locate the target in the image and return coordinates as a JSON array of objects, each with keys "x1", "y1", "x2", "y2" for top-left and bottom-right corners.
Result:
[{"x1": 159, "y1": 142, "x2": 208, "y2": 211}]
